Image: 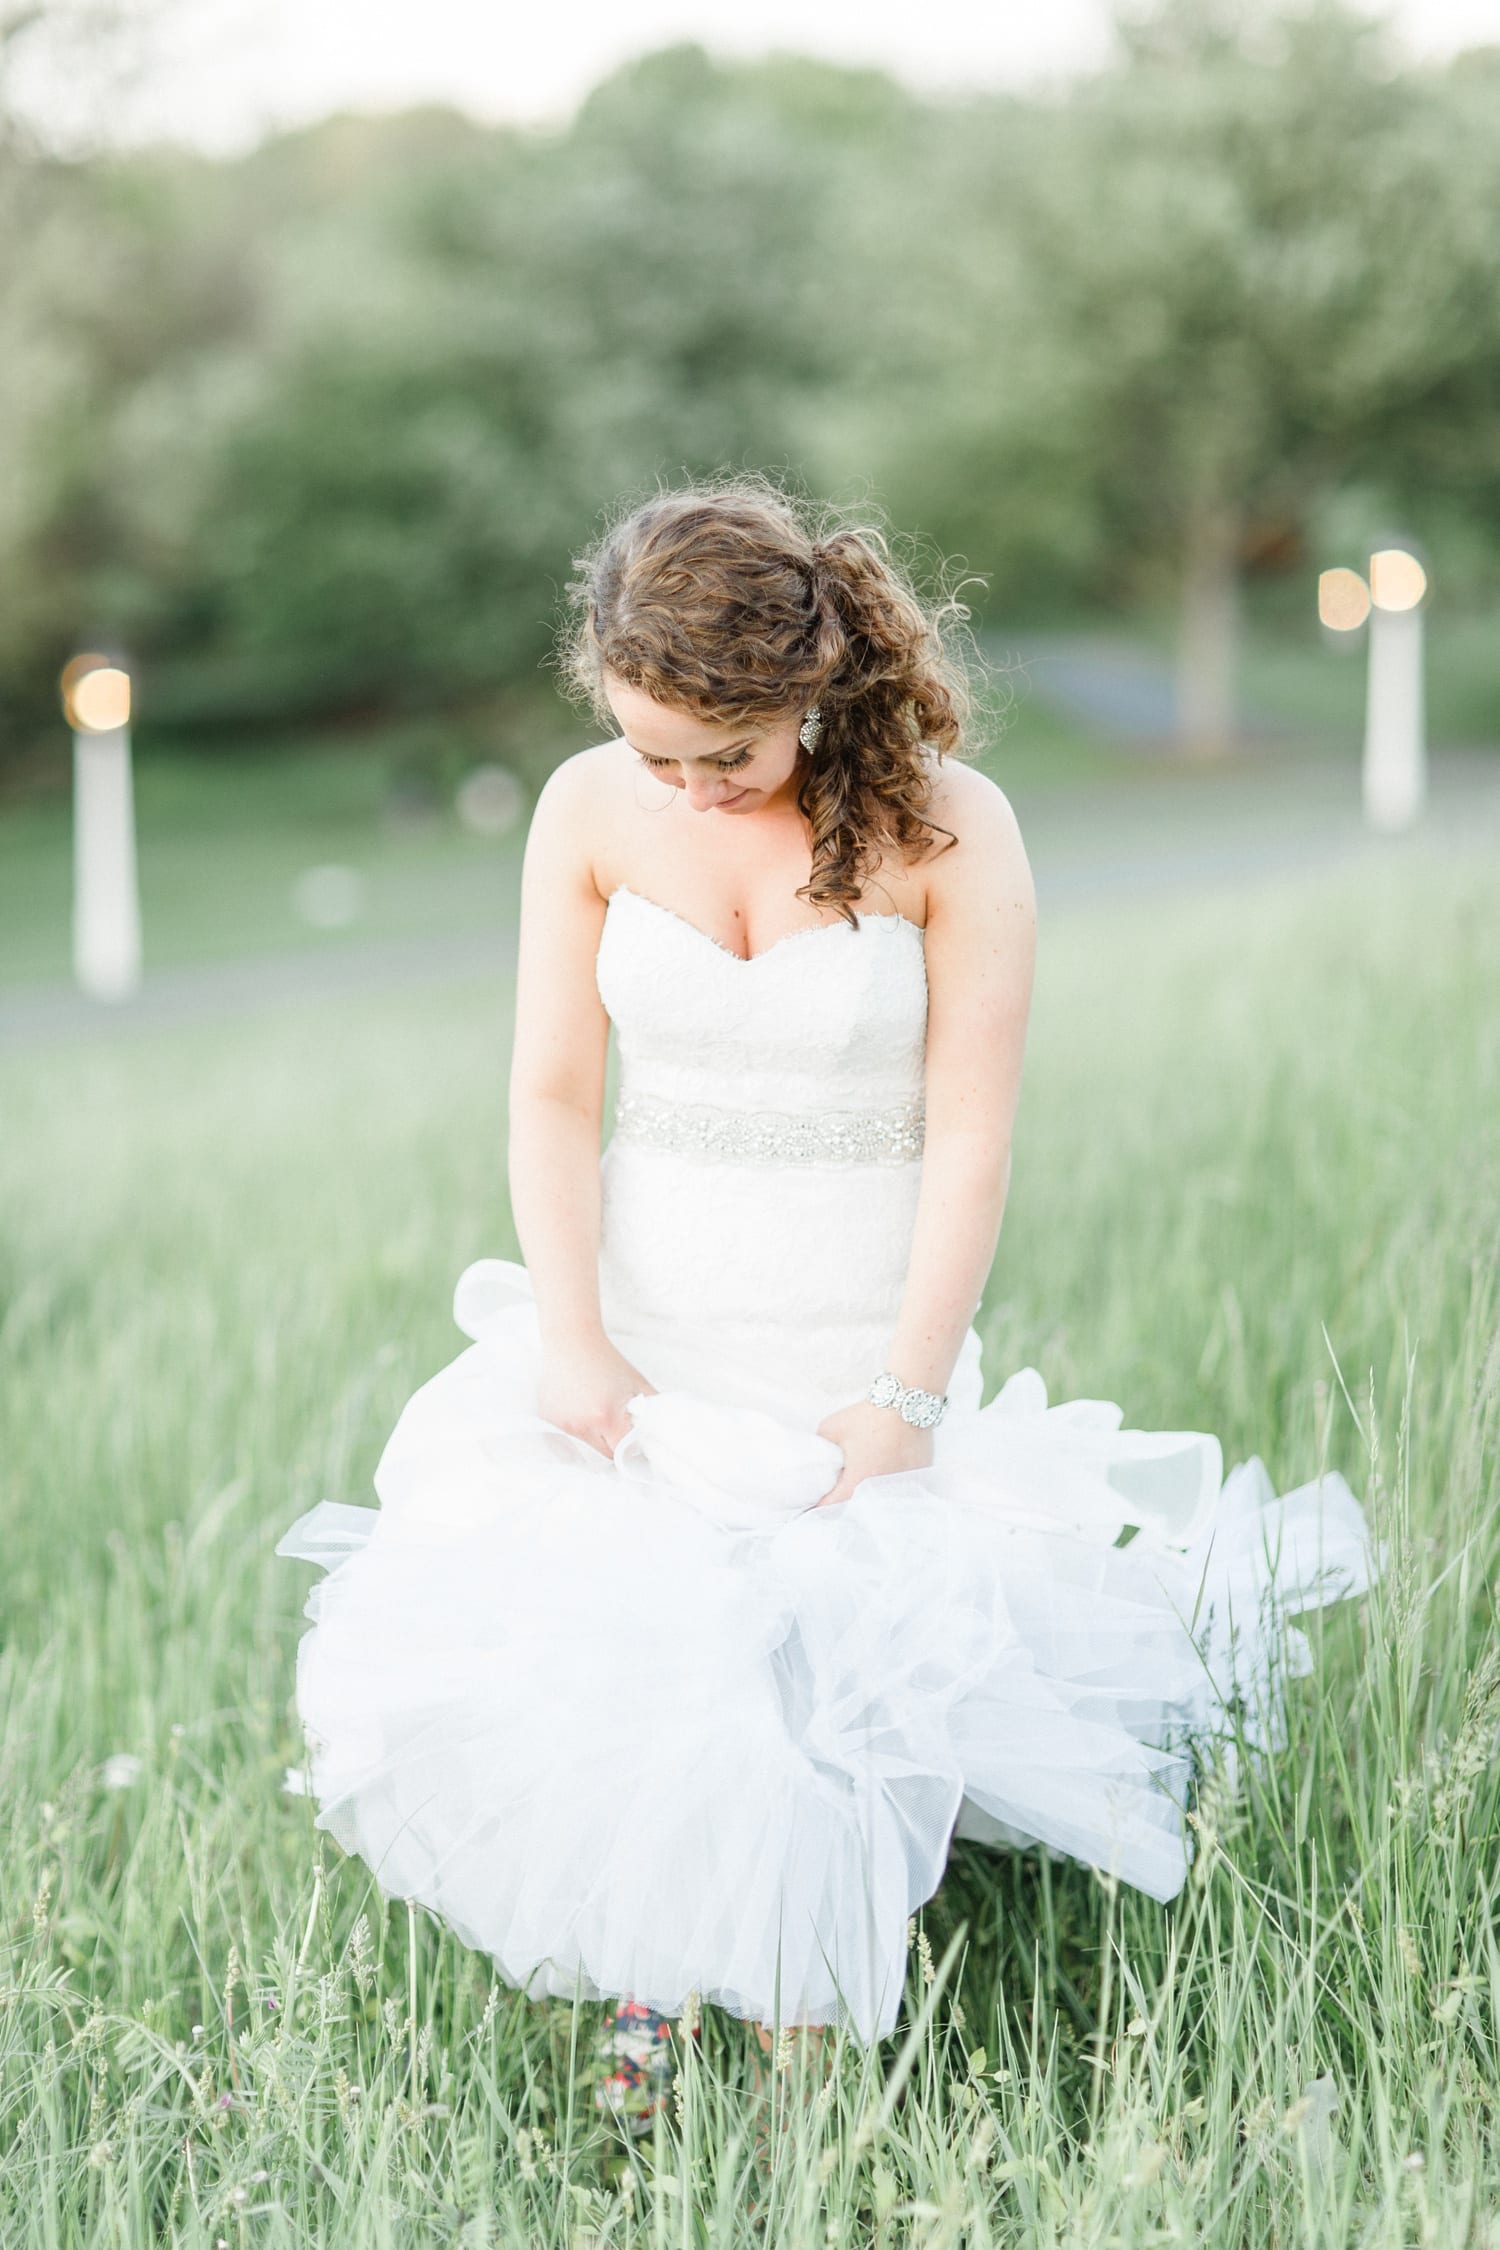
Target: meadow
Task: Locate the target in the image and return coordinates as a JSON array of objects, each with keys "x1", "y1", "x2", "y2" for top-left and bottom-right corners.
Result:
[{"x1": 2, "y1": 836, "x2": 1498, "y2": 2246}]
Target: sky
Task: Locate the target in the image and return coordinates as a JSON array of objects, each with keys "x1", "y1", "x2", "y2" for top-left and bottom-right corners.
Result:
[{"x1": 21, "y1": 0, "x2": 1500, "y2": 154}]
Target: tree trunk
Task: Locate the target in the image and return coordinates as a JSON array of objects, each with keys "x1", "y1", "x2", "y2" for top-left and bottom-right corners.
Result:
[{"x1": 1175, "y1": 506, "x2": 1241, "y2": 759}]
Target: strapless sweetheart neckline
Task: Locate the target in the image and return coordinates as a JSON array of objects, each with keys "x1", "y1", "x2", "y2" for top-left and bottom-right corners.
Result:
[{"x1": 606, "y1": 881, "x2": 926, "y2": 966}]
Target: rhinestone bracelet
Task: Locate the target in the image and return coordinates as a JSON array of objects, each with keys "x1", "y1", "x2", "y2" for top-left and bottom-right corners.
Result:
[{"x1": 867, "y1": 1370, "x2": 949, "y2": 1429}]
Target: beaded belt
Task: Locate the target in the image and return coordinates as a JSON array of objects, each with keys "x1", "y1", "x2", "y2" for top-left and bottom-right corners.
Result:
[{"x1": 612, "y1": 1088, "x2": 925, "y2": 1167}]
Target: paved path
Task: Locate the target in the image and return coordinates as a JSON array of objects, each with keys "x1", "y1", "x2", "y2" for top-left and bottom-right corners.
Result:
[{"x1": 5, "y1": 751, "x2": 1497, "y2": 1054}]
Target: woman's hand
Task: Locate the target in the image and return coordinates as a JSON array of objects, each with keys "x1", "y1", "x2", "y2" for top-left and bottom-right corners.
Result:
[
  {"x1": 536, "y1": 1333, "x2": 656, "y2": 1458},
  {"x1": 811, "y1": 1400, "x2": 935, "y2": 1509}
]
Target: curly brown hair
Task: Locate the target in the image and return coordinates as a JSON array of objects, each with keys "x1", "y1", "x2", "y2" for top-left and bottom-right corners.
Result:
[{"x1": 559, "y1": 477, "x2": 979, "y2": 923}]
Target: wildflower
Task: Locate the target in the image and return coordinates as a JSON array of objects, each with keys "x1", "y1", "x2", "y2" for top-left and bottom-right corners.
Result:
[
  {"x1": 679, "y1": 1988, "x2": 701, "y2": 2039},
  {"x1": 281, "y1": 1767, "x2": 313, "y2": 1798},
  {"x1": 101, "y1": 1754, "x2": 142, "y2": 1790},
  {"x1": 774, "y1": 2025, "x2": 795, "y2": 2073}
]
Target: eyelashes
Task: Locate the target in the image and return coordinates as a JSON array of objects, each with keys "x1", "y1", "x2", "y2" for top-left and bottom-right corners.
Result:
[{"x1": 639, "y1": 750, "x2": 751, "y2": 774}]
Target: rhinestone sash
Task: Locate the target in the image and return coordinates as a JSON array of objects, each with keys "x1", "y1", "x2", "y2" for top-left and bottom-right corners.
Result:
[{"x1": 612, "y1": 1088, "x2": 925, "y2": 1168}]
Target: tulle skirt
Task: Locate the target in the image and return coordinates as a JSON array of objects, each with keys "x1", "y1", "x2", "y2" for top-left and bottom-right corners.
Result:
[{"x1": 278, "y1": 1260, "x2": 1378, "y2": 2042}]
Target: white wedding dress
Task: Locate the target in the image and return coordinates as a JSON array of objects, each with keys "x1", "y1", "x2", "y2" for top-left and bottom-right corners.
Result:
[{"x1": 279, "y1": 883, "x2": 1379, "y2": 2042}]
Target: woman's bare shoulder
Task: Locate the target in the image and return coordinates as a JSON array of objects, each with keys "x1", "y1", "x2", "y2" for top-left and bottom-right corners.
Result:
[
  {"x1": 918, "y1": 758, "x2": 1034, "y2": 924},
  {"x1": 533, "y1": 737, "x2": 635, "y2": 813},
  {"x1": 528, "y1": 740, "x2": 638, "y2": 884}
]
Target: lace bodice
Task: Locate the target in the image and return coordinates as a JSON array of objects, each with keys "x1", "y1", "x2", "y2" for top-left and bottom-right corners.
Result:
[
  {"x1": 595, "y1": 884, "x2": 929, "y2": 1115},
  {"x1": 591, "y1": 881, "x2": 949, "y2": 1417}
]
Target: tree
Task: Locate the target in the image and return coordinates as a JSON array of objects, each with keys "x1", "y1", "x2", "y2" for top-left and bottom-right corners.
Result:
[
  {"x1": 911, "y1": 0, "x2": 1500, "y2": 754},
  {"x1": 89, "y1": 50, "x2": 890, "y2": 748},
  {"x1": 4, "y1": 14, "x2": 1499, "y2": 775}
]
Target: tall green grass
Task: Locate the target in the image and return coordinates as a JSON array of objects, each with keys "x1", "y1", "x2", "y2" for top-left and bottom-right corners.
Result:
[{"x1": 1, "y1": 847, "x2": 1497, "y2": 2245}]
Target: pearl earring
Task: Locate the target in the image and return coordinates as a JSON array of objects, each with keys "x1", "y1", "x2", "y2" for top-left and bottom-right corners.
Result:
[{"x1": 798, "y1": 705, "x2": 823, "y2": 753}]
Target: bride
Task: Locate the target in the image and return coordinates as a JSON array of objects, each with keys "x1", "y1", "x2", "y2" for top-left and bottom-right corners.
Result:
[{"x1": 279, "y1": 480, "x2": 1377, "y2": 2128}]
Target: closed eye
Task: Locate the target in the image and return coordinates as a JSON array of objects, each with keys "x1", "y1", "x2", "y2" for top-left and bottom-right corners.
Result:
[{"x1": 637, "y1": 746, "x2": 752, "y2": 773}]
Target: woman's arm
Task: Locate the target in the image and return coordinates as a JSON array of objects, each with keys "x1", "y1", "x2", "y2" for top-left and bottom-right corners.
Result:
[
  {"x1": 508, "y1": 752, "x2": 656, "y2": 1453},
  {"x1": 814, "y1": 771, "x2": 1036, "y2": 1503},
  {"x1": 885, "y1": 775, "x2": 1036, "y2": 1394}
]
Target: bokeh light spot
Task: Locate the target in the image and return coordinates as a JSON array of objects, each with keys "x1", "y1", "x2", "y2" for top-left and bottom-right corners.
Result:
[
  {"x1": 293, "y1": 865, "x2": 364, "y2": 929},
  {"x1": 63, "y1": 660, "x2": 132, "y2": 731},
  {"x1": 456, "y1": 763, "x2": 523, "y2": 837},
  {"x1": 1369, "y1": 549, "x2": 1427, "y2": 613},
  {"x1": 1317, "y1": 569, "x2": 1371, "y2": 632}
]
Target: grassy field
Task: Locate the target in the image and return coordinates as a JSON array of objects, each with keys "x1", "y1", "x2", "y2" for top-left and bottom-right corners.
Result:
[{"x1": 2, "y1": 844, "x2": 1498, "y2": 2245}]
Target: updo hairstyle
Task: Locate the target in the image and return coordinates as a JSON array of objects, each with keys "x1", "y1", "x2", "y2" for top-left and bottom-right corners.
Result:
[{"x1": 559, "y1": 477, "x2": 977, "y2": 922}]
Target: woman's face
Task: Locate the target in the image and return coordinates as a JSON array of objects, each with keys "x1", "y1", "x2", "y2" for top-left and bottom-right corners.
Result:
[{"x1": 604, "y1": 673, "x2": 804, "y2": 817}]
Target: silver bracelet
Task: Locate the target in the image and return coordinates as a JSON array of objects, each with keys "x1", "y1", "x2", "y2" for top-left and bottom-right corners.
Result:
[{"x1": 867, "y1": 1370, "x2": 949, "y2": 1429}]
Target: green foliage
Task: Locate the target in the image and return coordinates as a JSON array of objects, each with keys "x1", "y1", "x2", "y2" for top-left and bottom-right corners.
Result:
[
  {"x1": 2, "y1": 5, "x2": 1500, "y2": 772},
  {"x1": 2, "y1": 850, "x2": 1498, "y2": 2240}
]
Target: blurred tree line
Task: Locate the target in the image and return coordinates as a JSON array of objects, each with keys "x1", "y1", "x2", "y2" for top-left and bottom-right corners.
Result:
[{"x1": 2, "y1": 0, "x2": 1499, "y2": 782}]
